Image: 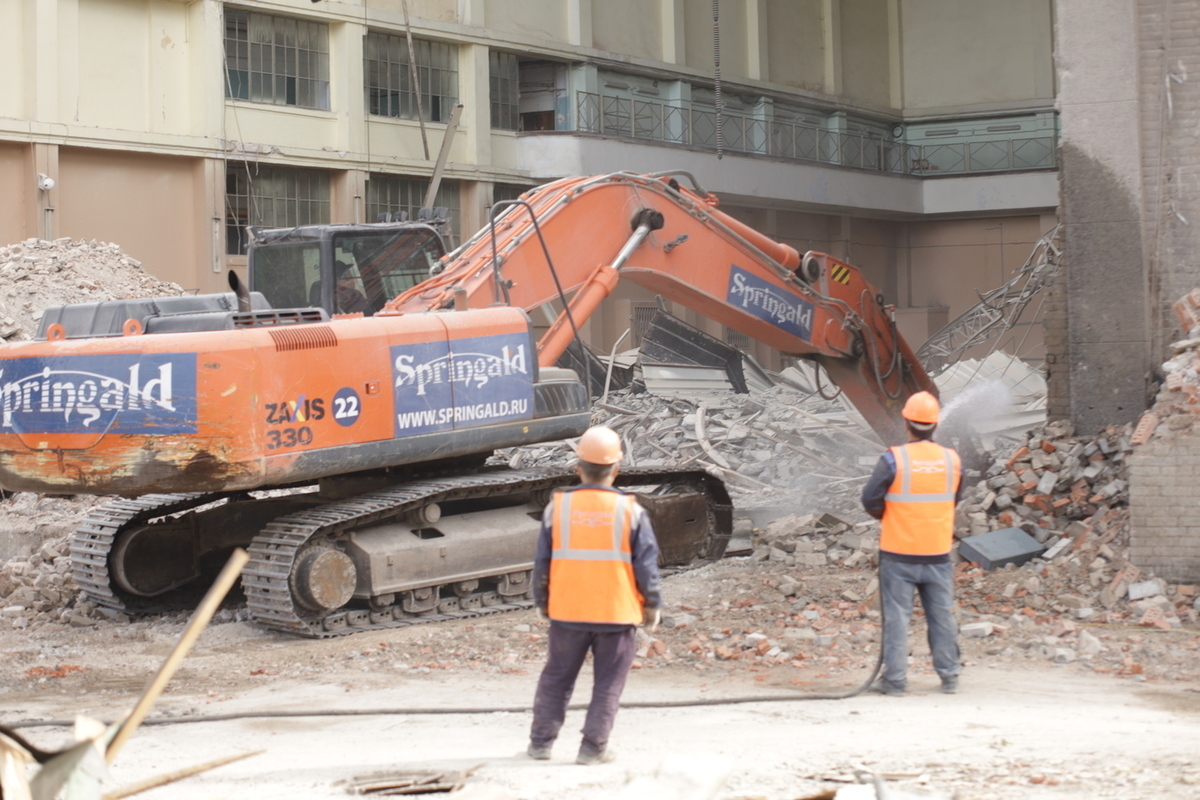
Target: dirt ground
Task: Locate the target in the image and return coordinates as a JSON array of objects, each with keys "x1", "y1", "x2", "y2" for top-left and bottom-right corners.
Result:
[{"x1": 4, "y1": 558, "x2": 1199, "y2": 800}]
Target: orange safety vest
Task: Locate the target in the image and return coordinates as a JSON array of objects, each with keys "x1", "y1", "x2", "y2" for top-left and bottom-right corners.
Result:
[
  {"x1": 880, "y1": 441, "x2": 961, "y2": 556},
  {"x1": 548, "y1": 488, "x2": 644, "y2": 625}
]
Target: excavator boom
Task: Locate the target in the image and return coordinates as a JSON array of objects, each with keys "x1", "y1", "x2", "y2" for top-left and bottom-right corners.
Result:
[{"x1": 388, "y1": 171, "x2": 934, "y2": 443}]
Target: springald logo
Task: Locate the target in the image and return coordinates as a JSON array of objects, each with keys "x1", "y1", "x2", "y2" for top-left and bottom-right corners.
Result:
[
  {"x1": 394, "y1": 343, "x2": 528, "y2": 397},
  {"x1": 0, "y1": 353, "x2": 198, "y2": 434},
  {"x1": 727, "y1": 265, "x2": 814, "y2": 341},
  {"x1": 392, "y1": 333, "x2": 534, "y2": 436}
]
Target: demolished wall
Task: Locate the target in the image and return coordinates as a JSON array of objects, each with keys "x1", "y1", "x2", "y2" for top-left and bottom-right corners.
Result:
[{"x1": 1129, "y1": 318, "x2": 1200, "y2": 583}]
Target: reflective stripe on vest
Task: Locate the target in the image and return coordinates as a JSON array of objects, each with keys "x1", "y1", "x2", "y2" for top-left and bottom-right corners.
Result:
[
  {"x1": 547, "y1": 488, "x2": 644, "y2": 625},
  {"x1": 879, "y1": 441, "x2": 960, "y2": 557},
  {"x1": 553, "y1": 493, "x2": 633, "y2": 564},
  {"x1": 884, "y1": 445, "x2": 957, "y2": 503}
]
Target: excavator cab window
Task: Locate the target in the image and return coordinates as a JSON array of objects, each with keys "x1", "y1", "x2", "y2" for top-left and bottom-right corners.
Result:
[
  {"x1": 251, "y1": 242, "x2": 322, "y2": 311},
  {"x1": 331, "y1": 229, "x2": 446, "y2": 316}
]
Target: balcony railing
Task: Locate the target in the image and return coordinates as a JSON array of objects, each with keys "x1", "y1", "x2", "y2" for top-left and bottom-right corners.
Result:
[{"x1": 574, "y1": 91, "x2": 1056, "y2": 176}]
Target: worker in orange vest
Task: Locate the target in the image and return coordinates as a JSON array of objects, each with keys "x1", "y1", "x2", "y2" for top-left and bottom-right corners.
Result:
[
  {"x1": 527, "y1": 425, "x2": 662, "y2": 765},
  {"x1": 861, "y1": 391, "x2": 963, "y2": 696}
]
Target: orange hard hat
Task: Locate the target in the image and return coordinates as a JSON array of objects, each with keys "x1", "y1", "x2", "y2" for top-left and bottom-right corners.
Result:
[
  {"x1": 901, "y1": 391, "x2": 940, "y2": 425},
  {"x1": 576, "y1": 426, "x2": 624, "y2": 465}
]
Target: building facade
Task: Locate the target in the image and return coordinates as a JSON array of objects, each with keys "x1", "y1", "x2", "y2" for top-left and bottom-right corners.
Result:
[{"x1": 0, "y1": 0, "x2": 1058, "y2": 369}]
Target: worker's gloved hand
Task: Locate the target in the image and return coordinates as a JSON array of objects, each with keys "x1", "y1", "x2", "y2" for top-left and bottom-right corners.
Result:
[
  {"x1": 642, "y1": 606, "x2": 661, "y2": 633},
  {"x1": 536, "y1": 605, "x2": 549, "y2": 622}
]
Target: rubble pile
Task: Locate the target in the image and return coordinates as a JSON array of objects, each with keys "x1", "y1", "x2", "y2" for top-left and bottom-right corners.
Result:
[
  {"x1": 1131, "y1": 324, "x2": 1200, "y2": 444},
  {"x1": 956, "y1": 420, "x2": 1131, "y2": 548},
  {"x1": 500, "y1": 385, "x2": 881, "y2": 519},
  {"x1": 952, "y1": 420, "x2": 1200, "y2": 637},
  {"x1": 0, "y1": 237, "x2": 183, "y2": 341},
  {"x1": 0, "y1": 495, "x2": 107, "y2": 630}
]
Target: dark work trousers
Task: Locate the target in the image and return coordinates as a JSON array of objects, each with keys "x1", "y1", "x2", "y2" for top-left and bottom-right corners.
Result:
[
  {"x1": 878, "y1": 557, "x2": 961, "y2": 688},
  {"x1": 530, "y1": 622, "x2": 638, "y2": 755}
]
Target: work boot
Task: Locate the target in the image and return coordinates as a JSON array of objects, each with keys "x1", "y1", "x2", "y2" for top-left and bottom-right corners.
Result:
[
  {"x1": 576, "y1": 748, "x2": 615, "y2": 765},
  {"x1": 870, "y1": 678, "x2": 905, "y2": 696},
  {"x1": 527, "y1": 743, "x2": 552, "y2": 760},
  {"x1": 940, "y1": 676, "x2": 959, "y2": 695}
]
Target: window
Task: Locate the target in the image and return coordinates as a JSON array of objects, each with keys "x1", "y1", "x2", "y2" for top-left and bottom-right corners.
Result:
[
  {"x1": 366, "y1": 174, "x2": 461, "y2": 243},
  {"x1": 224, "y1": 8, "x2": 330, "y2": 110},
  {"x1": 331, "y1": 228, "x2": 447, "y2": 314},
  {"x1": 490, "y1": 182, "x2": 529, "y2": 217},
  {"x1": 365, "y1": 32, "x2": 458, "y2": 122},
  {"x1": 225, "y1": 163, "x2": 330, "y2": 254},
  {"x1": 490, "y1": 51, "x2": 519, "y2": 130}
]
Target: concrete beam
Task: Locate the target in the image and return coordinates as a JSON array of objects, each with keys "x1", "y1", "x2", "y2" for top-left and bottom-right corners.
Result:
[{"x1": 516, "y1": 135, "x2": 1058, "y2": 219}]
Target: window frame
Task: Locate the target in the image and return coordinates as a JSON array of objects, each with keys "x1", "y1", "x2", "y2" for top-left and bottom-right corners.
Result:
[
  {"x1": 225, "y1": 163, "x2": 332, "y2": 255},
  {"x1": 224, "y1": 7, "x2": 331, "y2": 111},
  {"x1": 489, "y1": 50, "x2": 520, "y2": 131},
  {"x1": 365, "y1": 173, "x2": 462, "y2": 244},
  {"x1": 365, "y1": 31, "x2": 459, "y2": 123}
]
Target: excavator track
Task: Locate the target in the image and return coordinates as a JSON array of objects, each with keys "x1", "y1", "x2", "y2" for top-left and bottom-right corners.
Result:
[
  {"x1": 70, "y1": 492, "x2": 236, "y2": 615},
  {"x1": 70, "y1": 467, "x2": 730, "y2": 638},
  {"x1": 243, "y1": 466, "x2": 729, "y2": 638}
]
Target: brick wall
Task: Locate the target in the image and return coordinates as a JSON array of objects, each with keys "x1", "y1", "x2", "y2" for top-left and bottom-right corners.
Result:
[
  {"x1": 1139, "y1": 1, "x2": 1200, "y2": 361},
  {"x1": 1129, "y1": 434, "x2": 1200, "y2": 583},
  {"x1": 1043, "y1": 249, "x2": 1070, "y2": 421}
]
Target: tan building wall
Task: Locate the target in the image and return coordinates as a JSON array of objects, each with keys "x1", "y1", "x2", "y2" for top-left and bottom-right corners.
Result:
[
  {"x1": 765, "y1": 0, "x2": 825, "y2": 93},
  {"x1": 902, "y1": 0, "x2": 1056, "y2": 112},
  {"x1": 0, "y1": 3, "x2": 24, "y2": 120},
  {"x1": 481, "y1": 0, "x2": 568, "y2": 42},
  {"x1": 57, "y1": 148, "x2": 207, "y2": 289},
  {"x1": 593, "y1": 0, "x2": 663, "y2": 61},
  {"x1": 0, "y1": 144, "x2": 32, "y2": 246},
  {"x1": 839, "y1": 0, "x2": 893, "y2": 108},
  {"x1": 684, "y1": 0, "x2": 749, "y2": 76}
]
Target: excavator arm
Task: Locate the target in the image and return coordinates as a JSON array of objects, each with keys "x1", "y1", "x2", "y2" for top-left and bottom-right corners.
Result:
[{"x1": 387, "y1": 171, "x2": 935, "y2": 444}]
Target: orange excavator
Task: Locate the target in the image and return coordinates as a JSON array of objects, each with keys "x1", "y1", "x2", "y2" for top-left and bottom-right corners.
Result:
[{"x1": 0, "y1": 171, "x2": 934, "y2": 637}]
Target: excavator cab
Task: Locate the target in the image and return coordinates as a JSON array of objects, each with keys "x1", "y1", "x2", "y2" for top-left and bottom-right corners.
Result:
[{"x1": 248, "y1": 222, "x2": 448, "y2": 317}]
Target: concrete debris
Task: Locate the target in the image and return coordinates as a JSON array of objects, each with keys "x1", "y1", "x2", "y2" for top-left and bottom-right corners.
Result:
[
  {"x1": 0, "y1": 237, "x2": 183, "y2": 342},
  {"x1": 956, "y1": 421, "x2": 1132, "y2": 550},
  {"x1": 498, "y1": 384, "x2": 884, "y2": 521},
  {"x1": 1133, "y1": 320, "x2": 1200, "y2": 444}
]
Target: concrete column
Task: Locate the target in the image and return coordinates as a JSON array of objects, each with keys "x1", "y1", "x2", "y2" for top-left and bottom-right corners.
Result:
[
  {"x1": 24, "y1": 0, "x2": 58, "y2": 123},
  {"x1": 194, "y1": 157, "x2": 226, "y2": 293},
  {"x1": 459, "y1": 0, "x2": 485, "y2": 27},
  {"x1": 826, "y1": 110, "x2": 848, "y2": 166},
  {"x1": 1054, "y1": 0, "x2": 1150, "y2": 432},
  {"x1": 746, "y1": 0, "x2": 768, "y2": 81},
  {"x1": 57, "y1": 0, "x2": 79, "y2": 126},
  {"x1": 750, "y1": 97, "x2": 771, "y2": 154},
  {"x1": 822, "y1": 0, "x2": 842, "y2": 96},
  {"x1": 568, "y1": 63, "x2": 599, "y2": 132},
  {"x1": 661, "y1": 0, "x2": 685, "y2": 66},
  {"x1": 461, "y1": 181, "x2": 489, "y2": 241},
  {"x1": 188, "y1": 0, "x2": 224, "y2": 139},
  {"x1": 330, "y1": 18, "x2": 367, "y2": 154},
  {"x1": 461, "y1": 43, "x2": 492, "y2": 166},
  {"x1": 887, "y1": 0, "x2": 902, "y2": 110},
  {"x1": 567, "y1": 0, "x2": 592, "y2": 48},
  {"x1": 332, "y1": 170, "x2": 367, "y2": 225},
  {"x1": 31, "y1": 143, "x2": 58, "y2": 240},
  {"x1": 1031, "y1": 0, "x2": 1056, "y2": 100}
]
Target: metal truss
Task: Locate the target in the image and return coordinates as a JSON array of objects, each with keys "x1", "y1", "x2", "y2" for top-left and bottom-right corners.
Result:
[{"x1": 917, "y1": 225, "x2": 1063, "y2": 377}]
